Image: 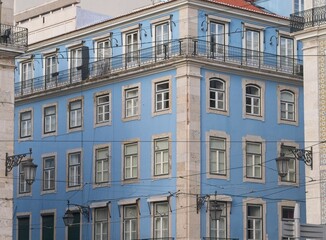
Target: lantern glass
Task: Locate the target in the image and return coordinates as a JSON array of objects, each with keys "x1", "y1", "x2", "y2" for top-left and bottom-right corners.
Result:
[
  {"x1": 276, "y1": 156, "x2": 290, "y2": 177},
  {"x1": 63, "y1": 210, "x2": 74, "y2": 226},
  {"x1": 24, "y1": 158, "x2": 38, "y2": 185}
]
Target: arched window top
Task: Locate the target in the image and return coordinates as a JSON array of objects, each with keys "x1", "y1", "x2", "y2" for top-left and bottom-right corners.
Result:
[
  {"x1": 281, "y1": 90, "x2": 294, "y2": 102},
  {"x1": 210, "y1": 78, "x2": 225, "y2": 90},
  {"x1": 246, "y1": 84, "x2": 260, "y2": 96}
]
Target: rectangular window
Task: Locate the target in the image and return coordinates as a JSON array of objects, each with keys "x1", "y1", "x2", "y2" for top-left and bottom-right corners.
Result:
[
  {"x1": 281, "y1": 146, "x2": 296, "y2": 183},
  {"x1": 97, "y1": 39, "x2": 111, "y2": 60},
  {"x1": 210, "y1": 201, "x2": 227, "y2": 239},
  {"x1": 124, "y1": 143, "x2": 138, "y2": 180},
  {"x1": 19, "y1": 163, "x2": 31, "y2": 194},
  {"x1": 94, "y1": 207, "x2": 108, "y2": 240},
  {"x1": 70, "y1": 48, "x2": 82, "y2": 81},
  {"x1": 294, "y1": 0, "x2": 304, "y2": 12},
  {"x1": 20, "y1": 111, "x2": 32, "y2": 138},
  {"x1": 68, "y1": 152, "x2": 81, "y2": 187},
  {"x1": 246, "y1": 142, "x2": 262, "y2": 179},
  {"x1": 280, "y1": 37, "x2": 294, "y2": 72},
  {"x1": 69, "y1": 100, "x2": 82, "y2": 129},
  {"x1": 42, "y1": 214, "x2": 54, "y2": 240},
  {"x1": 22, "y1": 61, "x2": 33, "y2": 84},
  {"x1": 209, "y1": 22, "x2": 225, "y2": 57},
  {"x1": 209, "y1": 78, "x2": 226, "y2": 111},
  {"x1": 43, "y1": 156, "x2": 55, "y2": 191},
  {"x1": 155, "y1": 81, "x2": 169, "y2": 112},
  {"x1": 123, "y1": 205, "x2": 138, "y2": 240},
  {"x1": 45, "y1": 55, "x2": 58, "y2": 84},
  {"x1": 247, "y1": 204, "x2": 262, "y2": 240},
  {"x1": 155, "y1": 23, "x2": 169, "y2": 57},
  {"x1": 18, "y1": 216, "x2": 30, "y2": 240},
  {"x1": 154, "y1": 138, "x2": 169, "y2": 176},
  {"x1": 44, "y1": 106, "x2": 56, "y2": 134},
  {"x1": 246, "y1": 85, "x2": 261, "y2": 116},
  {"x1": 245, "y1": 29, "x2": 260, "y2": 66},
  {"x1": 209, "y1": 137, "x2": 226, "y2": 175},
  {"x1": 95, "y1": 147, "x2": 109, "y2": 184},
  {"x1": 126, "y1": 31, "x2": 139, "y2": 64},
  {"x1": 281, "y1": 206, "x2": 295, "y2": 240},
  {"x1": 96, "y1": 94, "x2": 110, "y2": 124},
  {"x1": 153, "y1": 202, "x2": 169, "y2": 238},
  {"x1": 125, "y1": 88, "x2": 139, "y2": 118},
  {"x1": 68, "y1": 212, "x2": 80, "y2": 240}
]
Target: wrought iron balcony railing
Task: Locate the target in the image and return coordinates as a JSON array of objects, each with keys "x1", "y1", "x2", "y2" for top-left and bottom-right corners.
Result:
[
  {"x1": 0, "y1": 23, "x2": 28, "y2": 49},
  {"x1": 202, "y1": 238, "x2": 239, "y2": 240},
  {"x1": 290, "y1": 5, "x2": 326, "y2": 32},
  {"x1": 15, "y1": 38, "x2": 303, "y2": 97}
]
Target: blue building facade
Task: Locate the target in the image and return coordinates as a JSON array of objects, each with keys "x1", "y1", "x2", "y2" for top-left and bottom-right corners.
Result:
[{"x1": 13, "y1": 0, "x2": 305, "y2": 239}]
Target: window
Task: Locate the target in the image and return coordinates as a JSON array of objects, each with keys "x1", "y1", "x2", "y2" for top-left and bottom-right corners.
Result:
[
  {"x1": 19, "y1": 163, "x2": 31, "y2": 194},
  {"x1": 95, "y1": 147, "x2": 109, "y2": 184},
  {"x1": 44, "y1": 106, "x2": 56, "y2": 134},
  {"x1": 246, "y1": 85, "x2": 261, "y2": 116},
  {"x1": 97, "y1": 39, "x2": 111, "y2": 61},
  {"x1": 67, "y1": 212, "x2": 80, "y2": 240},
  {"x1": 281, "y1": 90, "x2": 295, "y2": 121},
  {"x1": 69, "y1": 100, "x2": 82, "y2": 129},
  {"x1": 45, "y1": 55, "x2": 58, "y2": 84},
  {"x1": 209, "y1": 137, "x2": 226, "y2": 175},
  {"x1": 18, "y1": 216, "x2": 30, "y2": 240},
  {"x1": 155, "y1": 81, "x2": 170, "y2": 112},
  {"x1": 209, "y1": 78, "x2": 226, "y2": 111},
  {"x1": 43, "y1": 156, "x2": 55, "y2": 191},
  {"x1": 210, "y1": 201, "x2": 227, "y2": 239},
  {"x1": 42, "y1": 214, "x2": 54, "y2": 240},
  {"x1": 94, "y1": 208, "x2": 108, "y2": 240},
  {"x1": 153, "y1": 202, "x2": 169, "y2": 238},
  {"x1": 21, "y1": 61, "x2": 33, "y2": 90},
  {"x1": 246, "y1": 142, "x2": 262, "y2": 179},
  {"x1": 154, "y1": 138, "x2": 169, "y2": 176},
  {"x1": 294, "y1": 0, "x2": 304, "y2": 12},
  {"x1": 125, "y1": 87, "x2": 139, "y2": 118},
  {"x1": 126, "y1": 31, "x2": 139, "y2": 64},
  {"x1": 245, "y1": 29, "x2": 260, "y2": 66},
  {"x1": 281, "y1": 206, "x2": 295, "y2": 240},
  {"x1": 68, "y1": 152, "x2": 81, "y2": 187},
  {"x1": 155, "y1": 22, "x2": 169, "y2": 57},
  {"x1": 280, "y1": 37, "x2": 294, "y2": 72},
  {"x1": 20, "y1": 110, "x2": 32, "y2": 138},
  {"x1": 247, "y1": 204, "x2": 263, "y2": 240},
  {"x1": 96, "y1": 94, "x2": 110, "y2": 124},
  {"x1": 123, "y1": 205, "x2": 138, "y2": 240},
  {"x1": 70, "y1": 47, "x2": 82, "y2": 81},
  {"x1": 124, "y1": 143, "x2": 138, "y2": 180},
  {"x1": 209, "y1": 22, "x2": 225, "y2": 57},
  {"x1": 280, "y1": 146, "x2": 296, "y2": 183}
]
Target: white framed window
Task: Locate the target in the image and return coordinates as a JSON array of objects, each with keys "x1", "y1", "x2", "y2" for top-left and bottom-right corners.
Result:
[
  {"x1": 155, "y1": 22, "x2": 169, "y2": 58},
  {"x1": 125, "y1": 88, "x2": 139, "y2": 118},
  {"x1": 245, "y1": 29, "x2": 260, "y2": 66},
  {"x1": 246, "y1": 141, "x2": 262, "y2": 179},
  {"x1": 155, "y1": 81, "x2": 170, "y2": 112},
  {"x1": 294, "y1": 0, "x2": 304, "y2": 12},
  {"x1": 68, "y1": 152, "x2": 81, "y2": 188},
  {"x1": 21, "y1": 61, "x2": 33, "y2": 82},
  {"x1": 124, "y1": 142, "x2": 138, "y2": 180},
  {"x1": 44, "y1": 105, "x2": 56, "y2": 134},
  {"x1": 123, "y1": 205, "x2": 138, "y2": 240},
  {"x1": 209, "y1": 21, "x2": 225, "y2": 58},
  {"x1": 96, "y1": 94, "x2": 110, "y2": 124},
  {"x1": 20, "y1": 110, "x2": 32, "y2": 138},
  {"x1": 95, "y1": 147, "x2": 109, "y2": 184},
  {"x1": 70, "y1": 47, "x2": 83, "y2": 82},
  {"x1": 45, "y1": 55, "x2": 58, "y2": 84},
  {"x1": 153, "y1": 202, "x2": 169, "y2": 238},
  {"x1": 280, "y1": 36, "x2": 294, "y2": 73},
  {"x1": 209, "y1": 137, "x2": 226, "y2": 175},
  {"x1": 43, "y1": 156, "x2": 55, "y2": 191},
  {"x1": 125, "y1": 31, "x2": 139, "y2": 64},
  {"x1": 278, "y1": 201, "x2": 296, "y2": 240},
  {"x1": 246, "y1": 84, "x2": 261, "y2": 116},
  {"x1": 247, "y1": 204, "x2": 263, "y2": 240},
  {"x1": 154, "y1": 138, "x2": 169, "y2": 176},
  {"x1": 280, "y1": 145, "x2": 297, "y2": 183},
  {"x1": 94, "y1": 207, "x2": 108, "y2": 240},
  {"x1": 281, "y1": 90, "x2": 295, "y2": 121},
  {"x1": 69, "y1": 99, "x2": 82, "y2": 129},
  {"x1": 209, "y1": 201, "x2": 227, "y2": 239},
  {"x1": 19, "y1": 163, "x2": 31, "y2": 194},
  {"x1": 97, "y1": 39, "x2": 111, "y2": 61},
  {"x1": 209, "y1": 78, "x2": 226, "y2": 111}
]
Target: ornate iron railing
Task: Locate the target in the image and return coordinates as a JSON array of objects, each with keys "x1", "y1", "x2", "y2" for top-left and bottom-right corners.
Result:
[
  {"x1": 15, "y1": 38, "x2": 303, "y2": 97},
  {"x1": 0, "y1": 23, "x2": 28, "y2": 49},
  {"x1": 290, "y1": 5, "x2": 326, "y2": 32},
  {"x1": 202, "y1": 238, "x2": 239, "y2": 240}
]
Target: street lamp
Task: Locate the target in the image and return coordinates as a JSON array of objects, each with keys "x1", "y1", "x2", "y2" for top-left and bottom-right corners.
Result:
[
  {"x1": 275, "y1": 144, "x2": 313, "y2": 177},
  {"x1": 5, "y1": 148, "x2": 37, "y2": 185},
  {"x1": 63, "y1": 200, "x2": 90, "y2": 226}
]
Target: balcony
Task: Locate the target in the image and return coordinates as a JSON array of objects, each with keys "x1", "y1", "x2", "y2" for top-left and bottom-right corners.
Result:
[
  {"x1": 290, "y1": 5, "x2": 326, "y2": 32},
  {"x1": 15, "y1": 38, "x2": 303, "y2": 97},
  {"x1": 0, "y1": 24, "x2": 28, "y2": 50}
]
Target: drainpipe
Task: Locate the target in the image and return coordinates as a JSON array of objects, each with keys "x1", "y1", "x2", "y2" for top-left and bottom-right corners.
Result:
[{"x1": 294, "y1": 203, "x2": 300, "y2": 239}]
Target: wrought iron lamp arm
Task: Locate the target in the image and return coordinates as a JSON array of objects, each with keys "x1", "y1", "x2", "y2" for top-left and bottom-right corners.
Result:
[{"x1": 5, "y1": 148, "x2": 32, "y2": 176}]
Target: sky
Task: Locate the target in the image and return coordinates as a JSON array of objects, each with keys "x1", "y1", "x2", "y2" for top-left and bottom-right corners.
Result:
[{"x1": 15, "y1": 0, "x2": 153, "y2": 16}]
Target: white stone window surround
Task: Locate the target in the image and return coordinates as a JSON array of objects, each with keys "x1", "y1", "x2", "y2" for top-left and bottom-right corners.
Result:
[
  {"x1": 17, "y1": 159, "x2": 33, "y2": 197},
  {"x1": 277, "y1": 85, "x2": 299, "y2": 126},
  {"x1": 277, "y1": 200, "x2": 296, "y2": 240},
  {"x1": 40, "y1": 209, "x2": 56, "y2": 240},
  {"x1": 92, "y1": 143, "x2": 111, "y2": 188},
  {"x1": 152, "y1": 76, "x2": 173, "y2": 117},
  {"x1": 242, "y1": 135, "x2": 266, "y2": 184},
  {"x1": 242, "y1": 22, "x2": 264, "y2": 51},
  {"x1": 152, "y1": 133, "x2": 172, "y2": 179},
  {"x1": 122, "y1": 83, "x2": 141, "y2": 121},
  {"x1": 206, "y1": 130, "x2": 230, "y2": 180},
  {"x1": 121, "y1": 138, "x2": 140, "y2": 184},
  {"x1": 66, "y1": 148, "x2": 83, "y2": 192},
  {"x1": 206, "y1": 72, "x2": 230, "y2": 116},
  {"x1": 93, "y1": 90, "x2": 112, "y2": 128},
  {"x1": 67, "y1": 96, "x2": 84, "y2": 132},
  {"x1": 42, "y1": 102, "x2": 58, "y2": 138},
  {"x1": 42, "y1": 48, "x2": 59, "y2": 77},
  {"x1": 207, "y1": 15, "x2": 230, "y2": 46},
  {"x1": 121, "y1": 24, "x2": 140, "y2": 64},
  {"x1": 40, "y1": 152, "x2": 57, "y2": 195},
  {"x1": 91, "y1": 203, "x2": 110, "y2": 240},
  {"x1": 92, "y1": 33, "x2": 112, "y2": 61},
  {"x1": 16, "y1": 212, "x2": 32, "y2": 240},
  {"x1": 18, "y1": 107, "x2": 33, "y2": 141},
  {"x1": 242, "y1": 78, "x2": 265, "y2": 121},
  {"x1": 277, "y1": 141, "x2": 300, "y2": 186}
]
